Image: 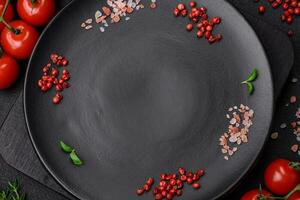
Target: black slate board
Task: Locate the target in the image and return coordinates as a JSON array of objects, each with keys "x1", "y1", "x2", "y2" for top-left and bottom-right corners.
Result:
[{"x1": 0, "y1": 0, "x2": 297, "y2": 200}]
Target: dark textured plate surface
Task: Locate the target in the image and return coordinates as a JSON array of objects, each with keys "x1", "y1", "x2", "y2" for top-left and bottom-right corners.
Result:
[{"x1": 24, "y1": 0, "x2": 273, "y2": 199}]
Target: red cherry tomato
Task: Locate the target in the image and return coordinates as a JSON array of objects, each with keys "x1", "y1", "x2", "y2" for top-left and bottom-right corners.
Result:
[
  {"x1": 17, "y1": 0, "x2": 56, "y2": 26},
  {"x1": 0, "y1": 54, "x2": 20, "y2": 90},
  {"x1": 1, "y1": 20, "x2": 39, "y2": 60},
  {"x1": 0, "y1": 0, "x2": 14, "y2": 32},
  {"x1": 289, "y1": 192, "x2": 300, "y2": 200},
  {"x1": 241, "y1": 189, "x2": 272, "y2": 200},
  {"x1": 264, "y1": 159, "x2": 300, "y2": 196}
]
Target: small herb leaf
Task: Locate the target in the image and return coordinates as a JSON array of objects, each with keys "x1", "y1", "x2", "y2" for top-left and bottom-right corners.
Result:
[
  {"x1": 1, "y1": 180, "x2": 26, "y2": 200},
  {"x1": 246, "y1": 82, "x2": 254, "y2": 95},
  {"x1": 246, "y1": 68, "x2": 258, "y2": 83},
  {"x1": 289, "y1": 162, "x2": 300, "y2": 170},
  {"x1": 70, "y1": 150, "x2": 83, "y2": 166},
  {"x1": 60, "y1": 141, "x2": 73, "y2": 153}
]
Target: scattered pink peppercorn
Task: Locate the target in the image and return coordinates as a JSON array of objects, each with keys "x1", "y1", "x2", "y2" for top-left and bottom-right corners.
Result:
[
  {"x1": 173, "y1": 8, "x2": 180, "y2": 16},
  {"x1": 173, "y1": 2, "x2": 223, "y2": 44},
  {"x1": 181, "y1": 9, "x2": 188, "y2": 17},
  {"x1": 137, "y1": 167, "x2": 205, "y2": 199},
  {"x1": 189, "y1": 1, "x2": 196, "y2": 8},
  {"x1": 37, "y1": 53, "x2": 71, "y2": 105},
  {"x1": 177, "y1": 3, "x2": 185, "y2": 11},
  {"x1": 288, "y1": 29, "x2": 294, "y2": 37},
  {"x1": 186, "y1": 23, "x2": 193, "y2": 31},
  {"x1": 254, "y1": 0, "x2": 300, "y2": 28},
  {"x1": 258, "y1": 5, "x2": 266, "y2": 14}
]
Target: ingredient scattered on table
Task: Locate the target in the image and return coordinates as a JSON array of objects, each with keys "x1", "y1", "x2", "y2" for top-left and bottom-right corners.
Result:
[
  {"x1": 37, "y1": 53, "x2": 71, "y2": 105},
  {"x1": 60, "y1": 141, "x2": 83, "y2": 166},
  {"x1": 254, "y1": 0, "x2": 300, "y2": 37},
  {"x1": 219, "y1": 104, "x2": 254, "y2": 160},
  {"x1": 0, "y1": 180, "x2": 26, "y2": 200},
  {"x1": 241, "y1": 68, "x2": 259, "y2": 95},
  {"x1": 275, "y1": 80, "x2": 300, "y2": 156},
  {"x1": 270, "y1": 131, "x2": 279, "y2": 140},
  {"x1": 136, "y1": 167, "x2": 204, "y2": 199},
  {"x1": 289, "y1": 107, "x2": 300, "y2": 154},
  {"x1": 241, "y1": 159, "x2": 300, "y2": 200},
  {"x1": 173, "y1": 1, "x2": 222, "y2": 44},
  {"x1": 81, "y1": 0, "x2": 157, "y2": 32}
]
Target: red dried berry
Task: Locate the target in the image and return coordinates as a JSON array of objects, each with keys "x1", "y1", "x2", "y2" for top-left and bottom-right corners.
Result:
[
  {"x1": 189, "y1": 1, "x2": 197, "y2": 7},
  {"x1": 177, "y1": 3, "x2": 185, "y2": 11},
  {"x1": 181, "y1": 9, "x2": 188, "y2": 17},
  {"x1": 161, "y1": 190, "x2": 167, "y2": 197},
  {"x1": 186, "y1": 23, "x2": 193, "y2": 31},
  {"x1": 52, "y1": 94, "x2": 63, "y2": 104},
  {"x1": 146, "y1": 177, "x2": 154, "y2": 185},
  {"x1": 180, "y1": 175, "x2": 187, "y2": 181},
  {"x1": 258, "y1": 5, "x2": 266, "y2": 14},
  {"x1": 159, "y1": 181, "x2": 167, "y2": 187},
  {"x1": 193, "y1": 183, "x2": 201, "y2": 189},
  {"x1": 287, "y1": 29, "x2": 294, "y2": 37},
  {"x1": 166, "y1": 193, "x2": 173, "y2": 200},
  {"x1": 143, "y1": 184, "x2": 150, "y2": 192},
  {"x1": 176, "y1": 189, "x2": 183, "y2": 196},
  {"x1": 173, "y1": 8, "x2": 180, "y2": 16},
  {"x1": 41, "y1": 85, "x2": 48, "y2": 92},
  {"x1": 155, "y1": 193, "x2": 163, "y2": 200},
  {"x1": 51, "y1": 69, "x2": 58, "y2": 77},
  {"x1": 153, "y1": 187, "x2": 159, "y2": 195},
  {"x1": 62, "y1": 59, "x2": 69, "y2": 66},
  {"x1": 136, "y1": 188, "x2": 144, "y2": 195},
  {"x1": 38, "y1": 80, "x2": 43, "y2": 88},
  {"x1": 170, "y1": 179, "x2": 176, "y2": 186},
  {"x1": 55, "y1": 84, "x2": 63, "y2": 92},
  {"x1": 169, "y1": 189, "x2": 176, "y2": 195},
  {"x1": 179, "y1": 167, "x2": 186, "y2": 175},
  {"x1": 212, "y1": 17, "x2": 221, "y2": 24},
  {"x1": 196, "y1": 169, "x2": 205, "y2": 176},
  {"x1": 187, "y1": 177, "x2": 194, "y2": 184}
]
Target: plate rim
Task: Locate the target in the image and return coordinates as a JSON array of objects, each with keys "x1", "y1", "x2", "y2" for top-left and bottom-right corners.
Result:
[{"x1": 23, "y1": 0, "x2": 274, "y2": 199}]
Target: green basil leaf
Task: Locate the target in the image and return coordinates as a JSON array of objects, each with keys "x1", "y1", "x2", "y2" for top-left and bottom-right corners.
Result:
[
  {"x1": 246, "y1": 82, "x2": 255, "y2": 95},
  {"x1": 70, "y1": 150, "x2": 83, "y2": 166},
  {"x1": 60, "y1": 141, "x2": 73, "y2": 153},
  {"x1": 246, "y1": 68, "x2": 258, "y2": 82}
]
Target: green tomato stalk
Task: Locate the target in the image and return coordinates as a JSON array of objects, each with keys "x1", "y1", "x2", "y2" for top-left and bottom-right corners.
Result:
[
  {"x1": 0, "y1": 0, "x2": 20, "y2": 34},
  {"x1": 258, "y1": 184, "x2": 300, "y2": 200}
]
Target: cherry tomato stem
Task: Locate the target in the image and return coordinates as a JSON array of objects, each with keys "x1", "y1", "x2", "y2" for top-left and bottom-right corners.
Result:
[
  {"x1": 1, "y1": 0, "x2": 10, "y2": 18},
  {"x1": 285, "y1": 184, "x2": 300, "y2": 200},
  {"x1": 290, "y1": 162, "x2": 300, "y2": 170},
  {"x1": 0, "y1": 0, "x2": 19, "y2": 34}
]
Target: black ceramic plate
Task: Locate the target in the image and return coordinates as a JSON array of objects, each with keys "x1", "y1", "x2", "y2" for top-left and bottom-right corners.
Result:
[{"x1": 24, "y1": 0, "x2": 273, "y2": 199}]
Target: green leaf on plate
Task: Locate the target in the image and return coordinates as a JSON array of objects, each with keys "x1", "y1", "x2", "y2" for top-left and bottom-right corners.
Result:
[
  {"x1": 246, "y1": 82, "x2": 255, "y2": 95},
  {"x1": 60, "y1": 141, "x2": 73, "y2": 153},
  {"x1": 242, "y1": 68, "x2": 258, "y2": 83},
  {"x1": 70, "y1": 150, "x2": 83, "y2": 166}
]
